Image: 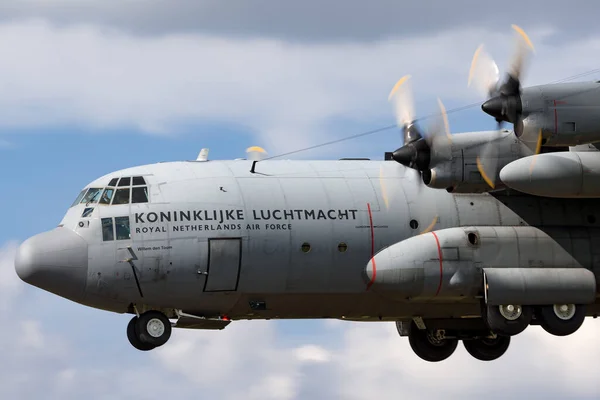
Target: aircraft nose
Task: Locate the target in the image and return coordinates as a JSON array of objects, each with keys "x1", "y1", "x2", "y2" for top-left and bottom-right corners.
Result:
[{"x1": 15, "y1": 228, "x2": 88, "y2": 302}]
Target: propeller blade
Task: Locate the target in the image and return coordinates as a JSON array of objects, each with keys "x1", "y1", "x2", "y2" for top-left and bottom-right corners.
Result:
[
  {"x1": 528, "y1": 129, "x2": 543, "y2": 174},
  {"x1": 425, "y1": 98, "x2": 453, "y2": 163},
  {"x1": 388, "y1": 75, "x2": 420, "y2": 144},
  {"x1": 468, "y1": 44, "x2": 500, "y2": 97},
  {"x1": 507, "y1": 24, "x2": 535, "y2": 84},
  {"x1": 379, "y1": 164, "x2": 390, "y2": 210},
  {"x1": 419, "y1": 215, "x2": 439, "y2": 235},
  {"x1": 388, "y1": 75, "x2": 414, "y2": 126},
  {"x1": 246, "y1": 146, "x2": 268, "y2": 161},
  {"x1": 476, "y1": 134, "x2": 501, "y2": 189}
]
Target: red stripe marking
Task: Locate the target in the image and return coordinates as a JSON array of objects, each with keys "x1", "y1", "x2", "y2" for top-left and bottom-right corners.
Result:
[
  {"x1": 554, "y1": 99, "x2": 558, "y2": 135},
  {"x1": 431, "y1": 231, "x2": 443, "y2": 297},
  {"x1": 366, "y1": 203, "x2": 376, "y2": 290}
]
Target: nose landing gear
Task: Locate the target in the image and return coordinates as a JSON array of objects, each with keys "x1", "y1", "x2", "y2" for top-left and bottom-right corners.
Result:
[{"x1": 127, "y1": 311, "x2": 172, "y2": 351}]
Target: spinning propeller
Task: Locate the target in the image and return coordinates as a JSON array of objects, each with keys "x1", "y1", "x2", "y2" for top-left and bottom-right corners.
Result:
[
  {"x1": 468, "y1": 25, "x2": 539, "y2": 188},
  {"x1": 468, "y1": 24, "x2": 535, "y2": 137},
  {"x1": 387, "y1": 75, "x2": 452, "y2": 182}
]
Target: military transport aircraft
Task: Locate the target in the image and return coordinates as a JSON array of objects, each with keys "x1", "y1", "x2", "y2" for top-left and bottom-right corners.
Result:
[{"x1": 13, "y1": 26, "x2": 600, "y2": 362}]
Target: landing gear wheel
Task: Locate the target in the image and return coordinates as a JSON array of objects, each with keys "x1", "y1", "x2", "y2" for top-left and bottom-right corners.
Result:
[
  {"x1": 463, "y1": 335, "x2": 511, "y2": 361},
  {"x1": 137, "y1": 311, "x2": 172, "y2": 347},
  {"x1": 485, "y1": 304, "x2": 532, "y2": 336},
  {"x1": 127, "y1": 317, "x2": 155, "y2": 351},
  {"x1": 539, "y1": 304, "x2": 586, "y2": 336},
  {"x1": 408, "y1": 323, "x2": 458, "y2": 362}
]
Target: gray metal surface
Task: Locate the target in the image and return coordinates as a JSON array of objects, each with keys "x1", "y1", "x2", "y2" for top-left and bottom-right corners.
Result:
[
  {"x1": 205, "y1": 238, "x2": 242, "y2": 292},
  {"x1": 484, "y1": 267, "x2": 596, "y2": 305},
  {"x1": 500, "y1": 151, "x2": 600, "y2": 197}
]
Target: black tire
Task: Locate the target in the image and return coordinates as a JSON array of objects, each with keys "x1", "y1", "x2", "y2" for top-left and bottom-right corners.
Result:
[
  {"x1": 127, "y1": 317, "x2": 155, "y2": 351},
  {"x1": 485, "y1": 304, "x2": 532, "y2": 336},
  {"x1": 463, "y1": 336, "x2": 511, "y2": 361},
  {"x1": 539, "y1": 304, "x2": 586, "y2": 336},
  {"x1": 408, "y1": 323, "x2": 458, "y2": 362},
  {"x1": 136, "y1": 311, "x2": 172, "y2": 347}
]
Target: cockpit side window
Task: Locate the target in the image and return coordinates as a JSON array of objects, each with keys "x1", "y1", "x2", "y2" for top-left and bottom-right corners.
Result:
[
  {"x1": 101, "y1": 218, "x2": 114, "y2": 241},
  {"x1": 132, "y1": 176, "x2": 145, "y2": 185},
  {"x1": 100, "y1": 188, "x2": 115, "y2": 205},
  {"x1": 81, "y1": 188, "x2": 102, "y2": 205},
  {"x1": 115, "y1": 216, "x2": 130, "y2": 240},
  {"x1": 71, "y1": 190, "x2": 87, "y2": 207},
  {"x1": 131, "y1": 187, "x2": 148, "y2": 203},
  {"x1": 108, "y1": 178, "x2": 119, "y2": 186},
  {"x1": 112, "y1": 188, "x2": 130, "y2": 205}
]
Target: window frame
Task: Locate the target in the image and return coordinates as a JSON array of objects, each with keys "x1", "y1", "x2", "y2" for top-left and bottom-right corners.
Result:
[
  {"x1": 101, "y1": 218, "x2": 114, "y2": 241},
  {"x1": 114, "y1": 216, "x2": 131, "y2": 241},
  {"x1": 81, "y1": 187, "x2": 103, "y2": 205},
  {"x1": 99, "y1": 187, "x2": 115, "y2": 205},
  {"x1": 71, "y1": 189, "x2": 87, "y2": 207},
  {"x1": 131, "y1": 186, "x2": 149, "y2": 204},
  {"x1": 112, "y1": 188, "x2": 131, "y2": 205},
  {"x1": 118, "y1": 177, "x2": 131, "y2": 187}
]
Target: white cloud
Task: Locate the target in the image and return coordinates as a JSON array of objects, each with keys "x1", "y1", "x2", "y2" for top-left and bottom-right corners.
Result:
[
  {"x1": 0, "y1": 21, "x2": 599, "y2": 154},
  {"x1": 18, "y1": 320, "x2": 45, "y2": 349},
  {"x1": 294, "y1": 344, "x2": 331, "y2": 363}
]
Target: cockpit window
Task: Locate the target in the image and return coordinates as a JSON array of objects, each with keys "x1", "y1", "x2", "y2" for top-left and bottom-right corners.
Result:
[
  {"x1": 81, "y1": 188, "x2": 102, "y2": 205},
  {"x1": 82, "y1": 207, "x2": 94, "y2": 218},
  {"x1": 75, "y1": 176, "x2": 149, "y2": 208},
  {"x1": 132, "y1": 187, "x2": 148, "y2": 203},
  {"x1": 113, "y1": 188, "x2": 130, "y2": 205},
  {"x1": 71, "y1": 190, "x2": 87, "y2": 207},
  {"x1": 118, "y1": 177, "x2": 131, "y2": 187},
  {"x1": 100, "y1": 188, "x2": 114, "y2": 205},
  {"x1": 101, "y1": 218, "x2": 114, "y2": 241},
  {"x1": 115, "y1": 216, "x2": 130, "y2": 240}
]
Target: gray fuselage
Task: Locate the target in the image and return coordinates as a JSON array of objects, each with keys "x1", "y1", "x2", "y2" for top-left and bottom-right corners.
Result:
[{"x1": 23, "y1": 159, "x2": 600, "y2": 322}]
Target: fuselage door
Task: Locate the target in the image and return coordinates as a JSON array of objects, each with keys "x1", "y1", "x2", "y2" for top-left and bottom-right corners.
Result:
[{"x1": 204, "y1": 238, "x2": 242, "y2": 292}]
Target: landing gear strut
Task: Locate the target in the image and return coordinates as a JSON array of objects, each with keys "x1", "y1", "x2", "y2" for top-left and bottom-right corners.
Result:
[
  {"x1": 127, "y1": 311, "x2": 172, "y2": 351},
  {"x1": 407, "y1": 322, "x2": 458, "y2": 362}
]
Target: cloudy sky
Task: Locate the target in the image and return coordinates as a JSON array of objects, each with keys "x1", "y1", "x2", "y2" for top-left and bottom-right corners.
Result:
[{"x1": 1, "y1": 1, "x2": 599, "y2": 399}]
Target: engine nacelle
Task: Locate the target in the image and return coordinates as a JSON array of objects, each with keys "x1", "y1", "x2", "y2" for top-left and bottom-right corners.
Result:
[
  {"x1": 364, "y1": 226, "x2": 597, "y2": 304},
  {"x1": 422, "y1": 130, "x2": 532, "y2": 193},
  {"x1": 499, "y1": 151, "x2": 600, "y2": 198},
  {"x1": 522, "y1": 83, "x2": 600, "y2": 147},
  {"x1": 423, "y1": 161, "x2": 491, "y2": 193}
]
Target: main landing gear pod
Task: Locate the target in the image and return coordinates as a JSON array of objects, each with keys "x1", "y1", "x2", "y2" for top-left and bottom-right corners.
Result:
[
  {"x1": 483, "y1": 267, "x2": 595, "y2": 337},
  {"x1": 127, "y1": 311, "x2": 172, "y2": 351}
]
